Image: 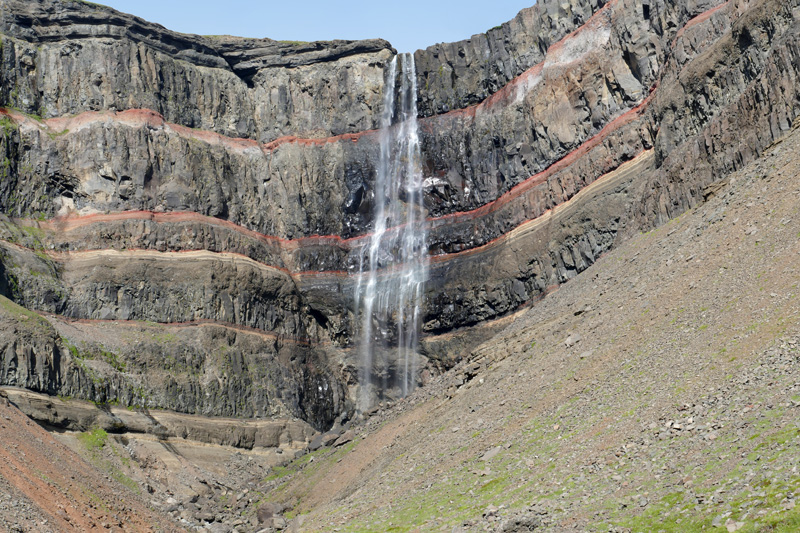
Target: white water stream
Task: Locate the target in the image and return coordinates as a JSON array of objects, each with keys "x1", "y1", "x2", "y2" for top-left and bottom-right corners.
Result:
[{"x1": 355, "y1": 54, "x2": 428, "y2": 412}]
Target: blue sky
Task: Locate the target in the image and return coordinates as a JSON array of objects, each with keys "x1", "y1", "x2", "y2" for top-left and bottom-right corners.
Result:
[{"x1": 95, "y1": 1, "x2": 535, "y2": 53}]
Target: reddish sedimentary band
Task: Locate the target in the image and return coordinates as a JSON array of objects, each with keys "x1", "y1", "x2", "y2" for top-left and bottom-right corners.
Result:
[
  {"x1": 428, "y1": 149, "x2": 653, "y2": 264},
  {"x1": 420, "y1": 0, "x2": 617, "y2": 123},
  {"x1": 42, "y1": 314, "x2": 323, "y2": 346},
  {"x1": 672, "y1": 0, "x2": 733, "y2": 45},
  {"x1": 4, "y1": 0, "x2": 729, "y2": 281},
  {"x1": 1, "y1": 107, "x2": 378, "y2": 156}
]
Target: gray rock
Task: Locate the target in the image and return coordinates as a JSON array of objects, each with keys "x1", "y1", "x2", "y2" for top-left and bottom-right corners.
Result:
[
  {"x1": 332, "y1": 430, "x2": 355, "y2": 447},
  {"x1": 501, "y1": 517, "x2": 541, "y2": 532},
  {"x1": 564, "y1": 334, "x2": 582, "y2": 348},
  {"x1": 256, "y1": 502, "x2": 285, "y2": 525},
  {"x1": 321, "y1": 433, "x2": 340, "y2": 447},
  {"x1": 480, "y1": 446, "x2": 503, "y2": 462}
]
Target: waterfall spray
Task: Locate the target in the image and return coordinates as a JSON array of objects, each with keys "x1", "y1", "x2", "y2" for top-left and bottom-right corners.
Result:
[{"x1": 356, "y1": 53, "x2": 428, "y2": 412}]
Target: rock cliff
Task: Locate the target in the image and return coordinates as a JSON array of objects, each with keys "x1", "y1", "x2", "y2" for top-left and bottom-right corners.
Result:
[{"x1": 0, "y1": 0, "x2": 798, "y2": 432}]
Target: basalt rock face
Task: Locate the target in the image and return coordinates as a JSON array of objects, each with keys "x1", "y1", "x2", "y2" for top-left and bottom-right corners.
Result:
[
  {"x1": 413, "y1": 0, "x2": 609, "y2": 117},
  {"x1": 0, "y1": 0, "x2": 393, "y2": 142},
  {"x1": 0, "y1": 220, "x2": 344, "y2": 429},
  {"x1": 0, "y1": 0, "x2": 798, "y2": 430},
  {"x1": 0, "y1": 108, "x2": 383, "y2": 239}
]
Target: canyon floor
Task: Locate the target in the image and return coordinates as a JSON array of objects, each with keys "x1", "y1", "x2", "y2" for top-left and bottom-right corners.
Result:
[{"x1": 4, "y1": 123, "x2": 800, "y2": 532}]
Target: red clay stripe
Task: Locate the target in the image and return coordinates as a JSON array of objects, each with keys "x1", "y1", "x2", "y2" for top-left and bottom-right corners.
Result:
[
  {"x1": 419, "y1": 0, "x2": 618, "y2": 122},
  {"x1": 7, "y1": 107, "x2": 380, "y2": 155},
  {"x1": 672, "y1": 0, "x2": 732, "y2": 46},
  {"x1": 4, "y1": 0, "x2": 729, "y2": 261}
]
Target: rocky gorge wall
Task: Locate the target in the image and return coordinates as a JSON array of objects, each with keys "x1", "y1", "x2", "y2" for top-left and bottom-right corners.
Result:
[{"x1": 0, "y1": 0, "x2": 798, "y2": 431}]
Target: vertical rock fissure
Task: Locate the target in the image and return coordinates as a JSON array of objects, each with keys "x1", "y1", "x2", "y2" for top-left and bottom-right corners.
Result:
[{"x1": 356, "y1": 54, "x2": 428, "y2": 412}]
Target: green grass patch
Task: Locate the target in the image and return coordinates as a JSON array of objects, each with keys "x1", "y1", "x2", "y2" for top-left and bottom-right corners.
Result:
[
  {"x1": 46, "y1": 128, "x2": 69, "y2": 139},
  {"x1": 620, "y1": 512, "x2": 712, "y2": 532},
  {"x1": 0, "y1": 295, "x2": 49, "y2": 327},
  {"x1": 98, "y1": 348, "x2": 127, "y2": 372},
  {"x1": 0, "y1": 116, "x2": 17, "y2": 137},
  {"x1": 78, "y1": 427, "x2": 108, "y2": 451},
  {"x1": 61, "y1": 339, "x2": 127, "y2": 373},
  {"x1": 19, "y1": 224, "x2": 46, "y2": 243},
  {"x1": 264, "y1": 464, "x2": 294, "y2": 483},
  {"x1": 112, "y1": 469, "x2": 139, "y2": 493}
]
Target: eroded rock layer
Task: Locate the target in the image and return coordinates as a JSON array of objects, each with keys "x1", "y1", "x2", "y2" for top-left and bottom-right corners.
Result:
[{"x1": 0, "y1": 0, "x2": 798, "y2": 429}]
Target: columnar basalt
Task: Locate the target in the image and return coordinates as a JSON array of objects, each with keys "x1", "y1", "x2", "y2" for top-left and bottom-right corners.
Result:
[
  {"x1": 0, "y1": 0, "x2": 394, "y2": 141},
  {"x1": 0, "y1": 0, "x2": 798, "y2": 432}
]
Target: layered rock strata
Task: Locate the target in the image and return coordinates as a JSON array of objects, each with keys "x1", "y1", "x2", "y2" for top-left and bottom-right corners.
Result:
[
  {"x1": 2, "y1": 388, "x2": 315, "y2": 450},
  {"x1": 0, "y1": 0, "x2": 394, "y2": 141},
  {"x1": 0, "y1": 0, "x2": 798, "y2": 429}
]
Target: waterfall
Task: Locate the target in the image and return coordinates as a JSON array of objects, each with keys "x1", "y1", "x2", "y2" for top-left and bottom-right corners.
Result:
[{"x1": 356, "y1": 53, "x2": 428, "y2": 412}]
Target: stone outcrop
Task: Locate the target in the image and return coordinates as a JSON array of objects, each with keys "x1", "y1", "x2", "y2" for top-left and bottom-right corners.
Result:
[
  {"x1": 0, "y1": 0, "x2": 394, "y2": 141},
  {"x1": 0, "y1": 0, "x2": 799, "y2": 430},
  {"x1": 1, "y1": 387, "x2": 315, "y2": 449},
  {"x1": 414, "y1": 0, "x2": 610, "y2": 117}
]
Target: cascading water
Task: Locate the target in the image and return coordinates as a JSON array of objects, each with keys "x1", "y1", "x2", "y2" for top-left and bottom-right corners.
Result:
[{"x1": 355, "y1": 53, "x2": 428, "y2": 412}]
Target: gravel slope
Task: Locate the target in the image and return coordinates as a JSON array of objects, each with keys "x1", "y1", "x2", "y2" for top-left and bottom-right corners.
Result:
[
  {"x1": 0, "y1": 391, "x2": 180, "y2": 532},
  {"x1": 254, "y1": 123, "x2": 800, "y2": 532}
]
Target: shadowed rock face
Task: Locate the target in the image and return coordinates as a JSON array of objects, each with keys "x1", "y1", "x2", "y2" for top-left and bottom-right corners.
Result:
[{"x1": 0, "y1": 0, "x2": 799, "y2": 429}]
